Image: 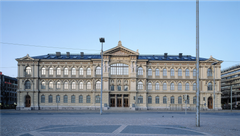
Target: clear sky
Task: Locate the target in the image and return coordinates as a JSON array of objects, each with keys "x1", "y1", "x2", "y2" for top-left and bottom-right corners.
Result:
[{"x1": 0, "y1": 0, "x2": 239, "y2": 77}]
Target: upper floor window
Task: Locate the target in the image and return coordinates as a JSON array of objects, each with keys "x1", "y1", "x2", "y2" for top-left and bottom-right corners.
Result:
[
  {"x1": 207, "y1": 68, "x2": 212, "y2": 76},
  {"x1": 72, "y1": 82, "x2": 76, "y2": 89},
  {"x1": 178, "y1": 69, "x2": 182, "y2": 76},
  {"x1": 41, "y1": 82, "x2": 46, "y2": 89},
  {"x1": 185, "y1": 69, "x2": 190, "y2": 76},
  {"x1": 110, "y1": 63, "x2": 128, "y2": 75},
  {"x1": 178, "y1": 83, "x2": 182, "y2": 91},
  {"x1": 110, "y1": 85, "x2": 114, "y2": 91},
  {"x1": 87, "y1": 68, "x2": 91, "y2": 76},
  {"x1": 25, "y1": 80, "x2": 31, "y2": 89},
  {"x1": 79, "y1": 68, "x2": 83, "y2": 75},
  {"x1": 26, "y1": 67, "x2": 31, "y2": 75},
  {"x1": 148, "y1": 83, "x2": 152, "y2": 90},
  {"x1": 208, "y1": 82, "x2": 212, "y2": 90},
  {"x1": 42, "y1": 68, "x2": 46, "y2": 75},
  {"x1": 138, "y1": 82, "x2": 143, "y2": 90},
  {"x1": 57, "y1": 82, "x2": 61, "y2": 89},
  {"x1": 72, "y1": 68, "x2": 76, "y2": 75},
  {"x1": 96, "y1": 81, "x2": 101, "y2": 89},
  {"x1": 64, "y1": 82, "x2": 68, "y2": 89},
  {"x1": 49, "y1": 82, "x2": 53, "y2": 89},
  {"x1": 185, "y1": 83, "x2": 189, "y2": 90},
  {"x1": 96, "y1": 67, "x2": 101, "y2": 75},
  {"x1": 170, "y1": 69, "x2": 174, "y2": 76},
  {"x1": 148, "y1": 69, "x2": 152, "y2": 76},
  {"x1": 87, "y1": 82, "x2": 91, "y2": 90},
  {"x1": 170, "y1": 83, "x2": 174, "y2": 90},
  {"x1": 163, "y1": 69, "x2": 167, "y2": 76},
  {"x1": 64, "y1": 68, "x2": 68, "y2": 75},
  {"x1": 155, "y1": 83, "x2": 159, "y2": 90},
  {"x1": 57, "y1": 68, "x2": 61, "y2": 75},
  {"x1": 163, "y1": 82, "x2": 167, "y2": 90},
  {"x1": 79, "y1": 82, "x2": 83, "y2": 89},
  {"x1": 138, "y1": 67, "x2": 143, "y2": 75},
  {"x1": 193, "y1": 83, "x2": 197, "y2": 90},
  {"x1": 155, "y1": 69, "x2": 160, "y2": 76},
  {"x1": 49, "y1": 68, "x2": 53, "y2": 75},
  {"x1": 193, "y1": 69, "x2": 197, "y2": 77}
]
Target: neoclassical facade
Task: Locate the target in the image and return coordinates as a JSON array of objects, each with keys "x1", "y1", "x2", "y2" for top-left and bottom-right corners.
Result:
[{"x1": 16, "y1": 41, "x2": 222, "y2": 110}]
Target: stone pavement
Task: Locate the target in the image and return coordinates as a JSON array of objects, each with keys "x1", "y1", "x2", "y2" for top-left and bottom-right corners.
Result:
[{"x1": 1, "y1": 109, "x2": 240, "y2": 136}]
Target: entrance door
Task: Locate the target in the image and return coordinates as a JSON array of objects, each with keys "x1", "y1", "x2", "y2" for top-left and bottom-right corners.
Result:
[
  {"x1": 25, "y1": 95, "x2": 31, "y2": 107},
  {"x1": 208, "y1": 97, "x2": 213, "y2": 109},
  {"x1": 117, "y1": 98, "x2": 122, "y2": 107},
  {"x1": 124, "y1": 98, "x2": 129, "y2": 107},
  {"x1": 110, "y1": 98, "x2": 115, "y2": 107}
]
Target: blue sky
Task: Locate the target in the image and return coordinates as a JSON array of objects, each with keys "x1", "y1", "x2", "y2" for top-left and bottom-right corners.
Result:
[{"x1": 0, "y1": 1, "x2": 239, "y2": 77}]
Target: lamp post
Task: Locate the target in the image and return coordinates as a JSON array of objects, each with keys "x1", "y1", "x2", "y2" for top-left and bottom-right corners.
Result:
[
  {"x1": 212, "y1": 62, "x2": 218, "y2": 110},
  {"x1": 196, "y1": 0, "x2": 200, "y2": 127},
  {"x1": 99, "y1": 37, "x2": 105, "y2": 115}
]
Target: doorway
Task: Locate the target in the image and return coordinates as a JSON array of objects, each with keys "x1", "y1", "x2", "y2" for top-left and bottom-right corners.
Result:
[
  {"x1": 25, "y1": 95, "x2": 31, "y2": 107},
  {"x1": 124, "y1": 98, "x2": 129, "y2": 107},
  {"x1": 110, "y1": 98, "x2": 115, "y2": 107},
  {"x1": 117, "y1": 98, "x2": 122, "y2": 107},
  {"x1": 208, "y1": 97, "x2": 213, "y2": 109}
]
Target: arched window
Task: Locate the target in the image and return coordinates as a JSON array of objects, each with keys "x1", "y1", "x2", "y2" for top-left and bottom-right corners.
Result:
[
  {"x1": 95, "y1": 95, "x2": 100, "y2": 103},
  {"x1": 155, "y1": 83, "x2": 159, "y2": 90},
  {"x1": 79, "y1": 95, "x2": 83, "y2": 103},
  {"x1": 163, "y1": 96, "x2": 167, "y2": 104},
  {"x1": 87, "y1": 68, "x2": 91, "y2": 75},
  {"x1": 163, "y1": 83, "x2": 167, "y2": 90},
  {"x1": 57, "y1": 82, "x2": 61, "y2": 89},
  {"x1": 87, "y1": 82, "x2": 91, "y2": 90},
  {"x1": 193, "y1": 96, "x2": 196, "y2": 104},
  {"x1": 148, "y1": 83, "x2": 152, "y2": 90},
  {"x1": 71, "y1": 95, "x2": 75, "y2": 103},
  {"x1": 155, "y1": 69, "x2": 160, "y2": 76},
  {"x1": 79, "y1": 82, "x2": 83, "y2": 89},
  {"x1": 56, "y1": 95, "x2": 60, "y2": 103},
  {"x1": 86, "y1": 95, "x2": 91, "y2": 103},
  {"x1": 64, "y1": 68, "x2": 68, "y2": 75},
  {"x1": 48, "y1": 95, "x2": 53, "y2": 103},
  {"x1": 193, "y1": 69, "x2": 197, "y2": 77},
  {"x1": 41, "y1": 95, "x2": 45, "y2": 103},
  {"x1": 41, "y1": 82, "x2": 46, "y2": 89},
  {"x1": 96, "y1": 67, "x2": 101, "y2": 75},
  {"x1": 193, "y1": 83, "x2": 197, "y2": 90},
  {"x1": 138, "y1": 96, "x2": 143, "y2": 103},
  {"x1": 72, "y1": 68, "x2": 76, "y2": 75},
  {"x1": 148, "y1": 69, "x2": 152, "y2": 76},
  {"x1": 208, "y1": 82, "x2": 212, "y2": 90},
  {"x1": 178, "y1": 69, "x2": 182, "y2": 76},
  {"x1": 57, "y1": 68, "x2": 61, "y2": 75},
  {"x1": 163, "y1": 69, "x2": 167, "y2": 76},
  {"x1": 138, "y1": 82, "x2": 143, "y2": 90},
  {"x1": 79, "y1": 68, "x2": 83, "y2": 75},
  {"x1": 138, "y1": 67, "x2": 143, "y2": 75},
  {"x1": 155, "y1": 96, "x2": 159, "y2": 104},
  {"x1": 148, "y1": 96, "x2": 152, "y2": 104},
  {"x1": 178, "y1": 83, "x2": 182, "y2": 91},
  {"x1": 178, "y1": 96, "x2": 182, "y2": 104},
  {"x1": 49, "y1": 68, "x2": 53, "y2": 75},
  {"x1": 96, "y1": 81, "x2": 101, "y2": 89},
  {"x1": 42, "y1": 68, "x2": 46, "y2": 75},
  {"x1": 25, "y1": 80, "x2": 31, "y2": 89},
  {"x1": 185, "y1": 69, "x2": 190, "y2": 76},
  {"x1": 171, "y1": 96, "x2": 174, "y2": 104},
  {"x1": 207, "y1": 68, "x2": 212, "y2": 76},
  {"x1": 64, "y1": 82, "x2": 68, "y2": 89},
  {"x1": 110, "y1": 63, "x2": 128, "y2": 75},
  {"x1": 64, "y1": 95, "x2": 68, "y2": 103},
  {"x1": 170, "y1": 69, "x2": 174, "y2": 76},
  {"x1": 170, "y1": 83, "x2": 174, "y2": 90},
  {"x1": 185, "y1": 83, "x2": 189, "y2": 91},
  {"x1": 26, "y1": 67, "x2": 31, "y2": 75},
  {"x1": 49, "y1": 82, "x2": 53, "y2": 89},
  {"x1": 72, "y1": 82, "x2": 76, "y2": 89}
]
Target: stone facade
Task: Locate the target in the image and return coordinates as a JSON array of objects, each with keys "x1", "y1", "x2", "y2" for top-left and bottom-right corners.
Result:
[{"x1": 16, "y1": 41, "x2": 222, "y2": 110}]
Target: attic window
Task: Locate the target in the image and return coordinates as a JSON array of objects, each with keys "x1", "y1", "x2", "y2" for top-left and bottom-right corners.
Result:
[
  {"x1": 73, "y1": 56, "x2": 77, "y2": 59},
  {"x1": 50, "y1": 56, "x2": 55, "y2": 59}
]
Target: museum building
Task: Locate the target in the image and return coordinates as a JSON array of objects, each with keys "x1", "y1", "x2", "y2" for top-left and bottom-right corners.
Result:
[{"x1": 16, "y1": 41, "x2": 222, "y2": 110}]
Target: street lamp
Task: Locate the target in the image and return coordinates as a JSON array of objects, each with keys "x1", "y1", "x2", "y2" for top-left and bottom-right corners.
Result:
[
  {"x1": 99, "y1": 37, "x2": 105, "y2": 115},
  {"x1": 212, "y1": 62, "x2": 218, "y2": 110}
]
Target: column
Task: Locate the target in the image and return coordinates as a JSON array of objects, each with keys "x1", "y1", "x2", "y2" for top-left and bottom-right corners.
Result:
[
  {"x1": 122, "y1": 94, "x2": 124, "y2": 107},
  {"x1": 115, "y1": 94, "x2": 117, "y2": 107}
]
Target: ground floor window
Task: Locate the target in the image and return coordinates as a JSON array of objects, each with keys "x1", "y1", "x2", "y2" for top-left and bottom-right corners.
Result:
[
  {"x1": 86, "y1": 96, "x2": 91, "y2": 103},
  {"x1": 148, "y1": 96, "x2": 152, "y2": 104},
  {"x1": 64, "y1": 95, "x2": 68, "y2": 103},
  {"x1": 95, "y1": 95, "x2": 100, "y2": 103},
  {"x1": 79, "y1": 95, "x2": 83, "y2": 103},
  {"x1": 138, "y1": 96, "x2": 143, "y2": 103},
  {"x1": 171, "y1": 96, "x2": 174, "y2": 104},
  {"x1": 41, "y1": 95, "x2": 45, "y2": 103},
  {"x1": 163, "y1": 96, "x2": 167, "y2": 104},
  {"x1": 48, "y1": 95, "x2": 53, "y2": 103},
  {"x1": 155, "y1": 96, "x2": 159, "y2": 104},
  {"x1": 71, "y1": 95, "x2": 75, "y2": 103},
  {"x1": 178, "y1": 96, "x2": 182, "y2": 104}
]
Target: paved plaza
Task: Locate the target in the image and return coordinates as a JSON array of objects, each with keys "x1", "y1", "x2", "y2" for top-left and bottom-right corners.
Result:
[{"x1": 1, "y1": 110, "x2": 240, "y2": 136}]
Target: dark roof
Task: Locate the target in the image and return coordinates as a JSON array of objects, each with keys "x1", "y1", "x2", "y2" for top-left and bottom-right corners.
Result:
[
  {"x1": 31, "y1": 54, "x2": 209, "y2": 61},
  {"x1": 2, "y1": 75, "x2": 17, "y2": 82}
]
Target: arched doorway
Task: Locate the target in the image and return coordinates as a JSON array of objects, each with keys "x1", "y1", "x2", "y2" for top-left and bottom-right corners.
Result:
[
  {"x1": 25, "y1": 95, "x2": 31, "y2": 107},
  {"x1": 208, "y1": 97, "x2": 213, "y2": 109}
]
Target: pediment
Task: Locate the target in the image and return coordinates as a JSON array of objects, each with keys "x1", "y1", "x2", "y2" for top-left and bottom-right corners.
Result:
[
  {"x1": 204, "y1": 55, "x2": 221, "y2": 63},
  {"x1": 103, "y1": 41, "x2": 139, "y2": 56},
  {"x1": 17, "y1": 54, "x2": 34, "y2": 61}
]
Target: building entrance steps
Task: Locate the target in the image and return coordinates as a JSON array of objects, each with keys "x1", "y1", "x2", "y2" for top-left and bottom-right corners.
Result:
[{"x1": 108, "y1": 107, "x2": 132, "y2": 111}]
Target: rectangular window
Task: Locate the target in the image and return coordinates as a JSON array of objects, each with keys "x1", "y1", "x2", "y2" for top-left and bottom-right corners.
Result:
[
  {"x1": 56, "y1": 96, "x2": 60, "y2": 103},
  {"x1": 178, "y1": 97, "x2": 182, "y2": 104},
  {"x1": 71, "y1": 96, "x2": 75, "y2": 103},
  {"x1": 148, "y1": 97, "x2": 152, "y2": 104},
  {"x1": 124, "y1": 86, "x2": 128, "y2": 91},
  {"x1": 95, "y1": 96, "x2": 100, "y2": 103},
  {"x1": 138, "y1": 96, "x2": 143, "y2": 104},
  {"x1": 64, "y1": 96, "x2": 68, "y2": 103},
  {"x1": 79, "y1": 96, "x2": 83, "y2": 103},
  {"x1": 86, "y1": 96, "x2": 91, "y2": 103},
  {"x1": 110, "y1": 85, "x2": 114, "y2": 91},
  {"x1": 118, "y1": 85, "x2": 121, "y2": 91},
  {"x1": 48, "y1": 95, "x2": 53, "y2": 103},
  {"x1": 41, "y1": 96, "x2": 45, "y2": 103},
  {"x1": 163, "y1": 97, "x2": 167, "y2": 104},
  {"x1": 155, "y1": 97, "x2": 159, "y2": 104}
]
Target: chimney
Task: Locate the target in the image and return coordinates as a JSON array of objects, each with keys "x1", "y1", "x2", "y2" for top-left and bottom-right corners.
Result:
[
  {"x1": 56, "y1": 52, "x2": 61, "y2": 57},
  {"x1": 66, "y1": 52, "x2": 70, "y2": 57},
  {"x1": 81, "y1": 52, "x2": 84, "y2": 58},
  {"x1": 179, "y1": 53, "x2": 182, "y2": 58},
  {"x1": 164, "y1": 53, "x2": 168, "y2": 58}
]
